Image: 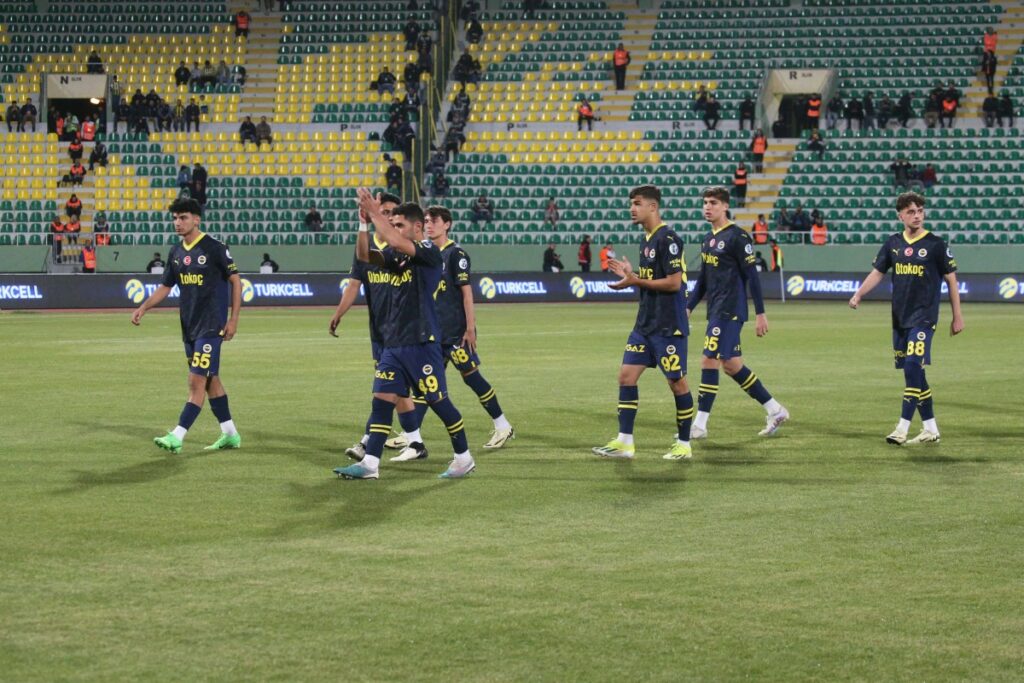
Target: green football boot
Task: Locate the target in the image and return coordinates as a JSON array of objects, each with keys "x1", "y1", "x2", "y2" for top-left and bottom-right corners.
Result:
[
  {"x1": 154, "y1": 432, "x2": 183, "y2": 454},
  {"x1": 204, "y1": 432, "x2": 241, "y2": 451}
]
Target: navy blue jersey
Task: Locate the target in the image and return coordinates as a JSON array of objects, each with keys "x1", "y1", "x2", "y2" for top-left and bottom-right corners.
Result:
[
  {"x1": 436, "y1": 239, "x2": 471, "y2": 344},
  {"x1": 349, "y1": 236, "x2": 398, "y2": 345},
  {"x1": 872, "y1": 231, "x2": 956, "y2": 330},
  {"x1": 162, "y1": 233, "x2": 237, "y2": 341},
  {"x1": 633, "y1": 224, "x2": 689, "y2": 337},
  {"x1": 373, "y1": 239, "x2": 443, "y2": 348},
  {"x1": 692, "y1": 222, "x2": 757, "y2": 322}
]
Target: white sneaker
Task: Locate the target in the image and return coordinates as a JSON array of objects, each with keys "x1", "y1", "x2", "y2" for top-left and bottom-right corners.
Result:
[
  {"x1": 690, "y1": 425, "x2": 708, "y2": 440},
  {"x1": 439, "y1": 456, "x2": 475, "y2": 479},
  {"x1": 758, "y1": 406, "x2": 790, "y2": 437},
  {"x1": 384, "y1": 433, "x2": 408, "y2": 450},
  {"x1": 886, "y1": 429, "x2": 908, "y2": 445},
  {"x1": 907, "y1": 429, "x2": 940, "y2": 444},
  {"x1": 345, "y1": 442, "x2": 366, "y2": 461},
  {"x1": 390, "y1": 442, "x2": 429, "y2": 462},
  {"x1": 483, "y1": 427, "x2": 515, "y2": 449}
]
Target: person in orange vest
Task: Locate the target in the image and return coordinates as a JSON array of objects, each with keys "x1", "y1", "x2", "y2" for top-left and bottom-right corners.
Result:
[
  {"x1": 612, "y1": 42, "x2": 631, "y2": 90},
  {"x1": 67, "y1": 162, "x2": 87, "y2": 186},
  {"x1": 598, "y1": 242, "x2": 615, "y2": 271},
  {"x1": 806, "y1": 93, "x2": 821, "y2": 131},
  {"x1": 235, "y1": 10, "x2": 250, "y2": 38},
  {"x1": 940, "y1": 95, "x2": 957, "y2": 128},
  {"x1": 65, "y1": 193, "x2": 82, "y2": 220},
  {"x1": 577, "y1": 98, "x2": 595, "y2": 131},
  {"x1": 752, "y1": 214, "x2": 769, "y2": 245},
  {"x1": 94, "y1": 210, "x2": 110, "y2": 246},
  {"x1": 983, "y1": 26, "x2": 997, "y2": 53},
  {"x1": 65, "y1": 216, "x2": 81, "y2": 250},
  {"x1": 810, "y1": 216, "x2": 828, "y2": 245},
  {"x1": 733, "y1": 162, "x2": 748, "y2": 208},
  {"x1": 769, "y1": 238, "x2": 784, "y2": 272},
  {"x1": 68, "y1": 135, "x2": 83, "y2": 162},
  {"x1": 750, "y1": 129, "x2": 767, "y2": 173},
  {"x1": 81, "y1": 240, "x2": 97, "y2": 273},
  {"x1": 50, "y1": 215, "x2": 65, "y2": 260},
  {"x1": 80, "y1": 116, "x2": 96, "y2": 141}
]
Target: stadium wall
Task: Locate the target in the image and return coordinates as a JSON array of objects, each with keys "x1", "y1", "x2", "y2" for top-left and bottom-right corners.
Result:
[
  {"x1": 1, "y1": 271, "x2": 1022, "y2": 310},
  {"x1": 1, "y1": 245, "x2": 1022, "y2": 275}
]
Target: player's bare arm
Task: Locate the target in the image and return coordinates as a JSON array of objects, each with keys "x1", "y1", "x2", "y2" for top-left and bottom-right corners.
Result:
[
  {"x1": 356, "y1": 187, "x2": 416, "y2": 257},
  {"x1": 130, "y1": 284, "x2": 173, "y2": 325},
  {"x1": 330, "y1": 277, "x2": 361, "y2": 337},
  {"x1": 849, "y1": 269, "x2": 886, "y2": 308},
  {"x1": 223, "y1": 273, "x2": 241, "y2": 341},
  {"x1": 944, "y1": 273, "x2": 965, "y2": 336}
]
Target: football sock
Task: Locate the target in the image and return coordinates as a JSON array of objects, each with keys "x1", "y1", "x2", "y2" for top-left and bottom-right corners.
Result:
[
  {"x1": 617, "y1": 385, "x2": 638, "y2": 435},
  {"x1": 923, "y1": 418, "x2": 938, "y2": 434},
  {"x1": 697, "y1": 368, "x2": 719, "y2": 414},
  {"x1": 172, "y1": 402, "x2": 202, "y2": 439},
  {"x1": 463, "y1": 371, "x2": 504, "y2": 420},
  {"x1": 208, "y1": 395, "x2": 237, "y2": 435},
  {"x1": 397, "y1": 406, "x2": 421, "y2": 436},
  {"x1": 730, "y1": 366, "x2": 773, "y2": 405},
  {"x1": 901, "y1": 362, "x2": 924, "y2": 422},
  {"x1": 413, "y1": 396, "x2": 429, "y2": 424},
  {"x1": 366, "y1": 397, "x2": 395, "y2": 460},
  {"x1": 430, "y1": 397, "x2": 469, "y2": 454},
  {"x1": 917, "y1": 375, "x2": 935, "y2": 422},
  {"x1": 493, "y1": 414, "x2": 512, "y2": 431},
  {"x1": 454, "y1": 450, "x2": 472, "y2": 465},
  {"x1": 675, "y1": 391, "x2": 694, "y2": 443},
  {"x1": 693, "y1": 411, "x2": 709, "y2": 431},
  {"x1": 897, "y1": 418, "x2": 911, "y2": 433}
]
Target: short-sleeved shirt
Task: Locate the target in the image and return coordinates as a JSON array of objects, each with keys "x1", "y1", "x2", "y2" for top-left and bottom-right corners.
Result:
[
  {"x1": 435, "y1": 239, "x2": 471, "y2": 344},
  {"x1": 349, "y1": 236, "x2": 399, "y2": 345},
  {"x1": 374, "y1": 239, "x2": 444, "y2": 348},
  {"x1": 871, "y1": 230, "x2": 956, "y2": 330},
  {"x1": 696, "y1": 222, "x2": 757, "y2": 322},
  {"x1": 162, "y1": 233, "x2": 237, "y2": 341},
  {"x1": 633, "y1": 224, "x2": 688, "y2": 337}
]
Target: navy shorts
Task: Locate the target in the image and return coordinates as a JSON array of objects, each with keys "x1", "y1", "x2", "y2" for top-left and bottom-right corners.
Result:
[
  {"x1": 893, "y1": 326, "x2": 934, "y2": 369},
  {"x1": 371, "y1": 341, "x2": 382, "y2": 365},
  {"x1": 702, "y1": 320, "x2": 743, "y2": 360},
  {"x1": 184, "y1": 336, "x2": 223, "y2": 377},
  {"x1": 373, "y1": 342, "x2": 448, "y2": 402},
  {"x1": 443, "y1": 340, "x2": 481, "y2": 374},
  {"x1": 621, "y1": 330, "x2": 687, "y2": 379}
]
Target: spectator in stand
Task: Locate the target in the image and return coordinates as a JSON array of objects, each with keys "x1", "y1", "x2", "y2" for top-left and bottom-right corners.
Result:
[
  {"x1": 523, "y1": 0, "x2": 541, "y2": 19},
  {"x1": 403, "y1": 59, "x2": 421, "y2": 90},
  {"x1": 890, "y1": 156, "x2": 913, "y2": 189},
  {"x1": 185, "y1": 98, "x2": 201, "y2": 132},
  {"x1": 86, "y1": 49, "x2": 104, "y2": 74},
  {"x1": 577, "y1": 235, "x2": 592, "y2": 272},
  {"x1": 752, "y1": 214, "x2": 769, "y2": 245},
  {"x1": 542, "y1": 243, "x2": 564, "y2": 272},
  {"x1": 234, "y1": 10, "x2": 251, "y2": 38},
  {"x1": 577, "y1": 98, "x2": 595, "y2": 131},
  {"x1": 826, "y1": 92, "x2": 843, "y2": 130},
  {"x1": 703, "y1": 94, "x2": 720, "y2": 130},
  {"x1": 261, "y1": 253, "x2": 279, "y2": 273},
  {"x1": 403, "y1": 18, "x2": 420, "y2": 51},
  {"x1": 190, "y1": 60, "x2": 202, "y2": 85},
  {"x1": 376, "y1": 66, "x2": 397, "y2": 95},
  {"x1": 431, "y1": 170, "x2": 450, "y2": 197},
  {"x1": 877, "y1": 95, "x2": 893, "y2": 128},
  {"x1": 385, "y1": 158, "x2": 403, "y2": 192},
  {"x1": 461, "y1": 0, "x2": 481, "y2": 22},
  {"x1": 171, "y1": 98, "x2": 185, "y2": 131},
  {"x1": 6, "y1": 99, "x2": 20, "y2": 132},
  {"x1": 147, "y1": 252, "x2": 166, "y2": 273},
  {"x1": 177, "y1": 164, "x2": 191, "y2": 193},
  {"x1": 923, "y1": 94, "x2": 940, "y2": 128},
  {"x1": 88, "y1": 140, "x2": 108, "y2": 170},
  {"x1": 114, "y1": 100, "x2": 129, "y2": 133},
  {"x1": 68, "y1": 135, "x2": 84, "y2": 162},
  {"x1": 216, "y1": 60, "x2": 231, "y2": 86},
  {"x1": 81, "y1": 116, "x2": 96, "y2": 141},
  {"x1": 20, "y1": 98, "x2": 37, "y2": 133},
  {"x1": 896, "y1": 92, "x2": 914, "y2": 127},
  {"x1": 49, "y1": 215, "x2": 65, "y2": 259},
  {"x1": 425, "y1": 146, "x2": 447, "y2": 175},
  {"x1": 453, "y1": 50, "x2": 481, "y2": 85},
  {"x1": 64, "y1": 112, "x2": 80, "y2": 141},
  {"x1": 65, "y1": 193, "x2": 82, "y2": 219},
  {"x1": 544, "y1": 196, "x2": 559, "y2": 226},
  {"x1": 174, "y1": 60, "x2": 191, "y2": 86},
  {"x1": 239, "y1": 116, "x2": 257, "y2": 144},
  {"x1": 940, "y1": 92, "x2": 957, "y2": 128},
  {"x1": 470, "y1": 193, "x2": 494, "y2": 225},
  {"x1": 920, "y1": 163, "x2": 938, "y2": 190},
  {"x1": 738, "y1": 96, "x2": 755, "y2": 131},
  {"x1": 693, "y1": 84, "x2": 708, "y2": 111},
  {"x1": 733, "y1": 162, "x2": 748, "y2": 208},
  {"x1": 776, "y1": 206, "x2": 792, "y2": 231},
  {"x1": 845, "y1": 96, "x2": 863, "y2": 131},
  {"x1": 983, "y1": 92, "x2": 999, "y2": 128},
  {"x1": 191, "y1": 162, "x2": 208, "y2": 208},
  {"x1": 998, "y1": 92, "x2": 1015, "y2": 127},
  {"x1": 442, "y1": 123, "x2": 465, "y2": 161},
  {"x1": 255, "y1": 116, "x2": 273, "y2": 147},
  {"x1": 144, "y1": 88, "x2": 160, "y2": 120},
  {"x1": 234, "y1": 64, "x2": 246, "y2": 86},
  {"x1": 65, "y1": 216, "x2": 81, "y2": 245},
  {"x1": 156, "y1": 101, "x2": 173, "y2": 131},
  {"x1": 981, "y1": 50, "x2": 997, "y2": 96},
  {"x1": 805, "y1": 93, "x2": 822, "y2": 131},
  {"x1": 598, "y1": 242, "x2": 615, "y2": 272},
  {"x1": 612, "y1": 42, "x2": 630, "y2": 90},
  {"x1": 200, "y1": 60, "x2": 217, "y2": 87},
  {"x1": 945, "y1": 81, "x2": 961, "y2": 105},
  {"x1": 109, "y1": 74, "x2": 122, "y2": 109},
  {"x1": 65, "y1": 162, "x2": 86, "y2": 186},
  {"x1": 790, "y1": 204, "x2": 811, "y2": 233},
  {"x1": 453, "y1": 85, "x2": 470, "y2": 114},
  {"x1": 466, "y1": 18, "x2": 483, "y2": 44},
  {"x1": 93, "y1": 210, "x2": 110, "y2": 246},
  {"x1": 983, "y1": 26, "x2": 998, "y2": 53},
  {"x1": 305, "y1": 205, "x2": 323, "y2": 232},
  {"x1": 750, "y1": 128, "x2": 767, "y2": 173},
  {"x1": 810, "y1": 215, "x2": 828, "y2": 245},
  {"x1": 807, "y1": 130, "x2": 826, "y2": 160},
  {"x1": 862, "y1": 92, "x2": 875, "y2": 130}
]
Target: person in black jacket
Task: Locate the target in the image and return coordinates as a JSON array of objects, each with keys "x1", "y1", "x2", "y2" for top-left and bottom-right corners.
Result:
[
  {"x1": 174, "y1": 60, "x2": 191, "y2": 86},
  {"x1": 845, "y1": 96, "x2": 863, "y2": 131},
  {"x1": 998, "y1": 92, "x2": 1015, "y2": 127},
  {"x1": 703, "y1": 95, "x2": 720, "y2": 130},
  {"x1": 738, "y1": 96, "x2": 755, "y2": 131},
  {"x1": 542, "y1": 244, "x2": 564, "y2": 272}
]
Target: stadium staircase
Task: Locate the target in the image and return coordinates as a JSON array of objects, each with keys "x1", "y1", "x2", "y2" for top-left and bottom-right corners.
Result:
[{"x1": 225, "y1": 1, "x2": 281, "y2": 119}]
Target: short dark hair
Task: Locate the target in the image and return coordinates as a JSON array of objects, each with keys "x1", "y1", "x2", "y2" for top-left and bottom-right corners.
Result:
[
  {"x1": 702, "y1": 186, "x2": 731, "y2": 204},
  {"x1": 896, "y1": 191, "x2": 926, "y2": 211},
  {"x1": 379, "y1": 191, "x2": 402, "y2": 206},
  {"x1": 392, "y1": 202, "x2": 424, "y2": 224},
  {"x1": 629, "y1": 185, "x2": 661, "y2": 204},
  {"x1": 425, "y1": 205, "x2": 452, "y2": 224},
  {"x1": 169, "y1": 197, "x2": 202, "y2": 216}
]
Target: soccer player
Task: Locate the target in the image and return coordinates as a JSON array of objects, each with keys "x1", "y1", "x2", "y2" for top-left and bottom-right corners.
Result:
[
  {"x1": 849, "y1": 191, "x2": 964, "y2": 444},
  {"x1": 591, "y1": 185, "x2": 695, "y2": 461},
  {"x1": 329, "y1": 193, "x2": 428, "y2": 463},
  {"x1": 687, "y1": 187, "x2": 789, "y2": 438},
  {"x1": 334, "y1": 189, "x2": 475, "y2": 480},
  {"x1": 130, "y1": 197, "x2": 242, "y2": 453}
]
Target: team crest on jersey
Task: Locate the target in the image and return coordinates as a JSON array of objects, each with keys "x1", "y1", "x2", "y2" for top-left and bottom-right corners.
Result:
[
  {"x1": 946, "y1": 248, "x2": 953, "y2": 258},
  {"x1": 202, "y1": 343, "x2": 212, "y2": 353},
  {"x1": 459, "y1": 257, "x2": 468, "y2": 269},
  {"x1": 183, "y1": 255, "x2": 192, "y2": 266},
  {"x1": 198, "y1": 255, "x2": 207, "y2": 265},
  {"x1": 744, "y1": 244, "x2": 753, "y2": 254},
  {"x1": 916, "y1": 332, "x2": 926, "y2": 341},
  {"x1": 716, "y1": 241, "x2": 726, "y2": 251},
  {"x1": 422, "y1": 364, "x2": 433, "y2": 375},
  {"x1": 643, "y1": 247, "x2": 653, "y2": 259},
  {"x1": 903, "y1": 247, "x2": 914, "y2": 257},
  {"x1": 668, "y1": 242, "x2": 679, "y2": 255},
  {"x1": 666, "y1": 345, "x2": 676, "y2": 354},
  {"x1": 918, "y1": 248, "x2": 927, "y2": 258},
  {"x1": 712, "y1": 326, "x2": 721, "y2": 336}
]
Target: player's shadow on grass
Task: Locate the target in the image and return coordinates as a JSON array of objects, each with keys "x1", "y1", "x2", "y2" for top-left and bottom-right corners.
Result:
[
  {"x1": 58, "y1": 455, "x2": 189, "y2": 494},
  {"x1": 905, "y1": 453, "x2": 991, "y2": 464}
]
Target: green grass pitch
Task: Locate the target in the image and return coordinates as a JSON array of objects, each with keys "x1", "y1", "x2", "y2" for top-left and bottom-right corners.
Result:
[{"x1": 2, "y1": 301, "x2": 1022, "y2": 681}]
